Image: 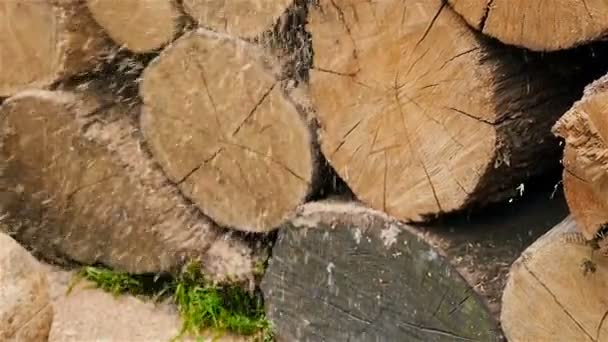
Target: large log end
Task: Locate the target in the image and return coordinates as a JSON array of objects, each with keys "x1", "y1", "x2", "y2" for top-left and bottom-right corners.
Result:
[
  {"x1": 307, "y1": 0, "x2": 587, "y2": 222},
  {"x1": 140, "y1": 29, "x2": 318, "y2": 233},
  {"x1": 261, "y1": 201, "x2": 501, "y2": 341}
]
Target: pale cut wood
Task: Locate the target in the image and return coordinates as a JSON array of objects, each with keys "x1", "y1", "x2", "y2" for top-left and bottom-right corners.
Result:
[
  {"x1": 0, "y1": 89, "x2": 261, "y2": 285},
  {"x1": 501, "y1": 216, "x2": 608, "y2": 341},
  {"x1": 307, "y1": 0, "x2": 593, "y2": 223},
  {"x1": 448, "y1": 0, "x2": 608, "y2": 51},
  {"x1": 261, "y1": 187, "x2": 568, "y2": 341},
  {"x1": 562, "y1": 146, "x2": 608, "y2": 241},
  {"x1": 140, "y1": 29, "x2": 319, "y2": 233},
  {"x1": 0, "y1": 0, "x2": 107, "y2": 96},
  {"x1": 553, "y1": 74, "x2": 608, "y2": 240},
  {"x1": 0, "y1": 232, "x2": 53, "y2": 342},
  {"x1": 86, "y1": 0, "x2": 182, "y2": 53},
  {"x1": 182, "y1": 0, "x2": 293, "y2": 38}
]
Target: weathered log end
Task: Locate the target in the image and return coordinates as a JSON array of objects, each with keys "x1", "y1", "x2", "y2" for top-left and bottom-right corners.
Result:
[{"x1": 261, "y1": 201, "x2": 502, "y2": 341}]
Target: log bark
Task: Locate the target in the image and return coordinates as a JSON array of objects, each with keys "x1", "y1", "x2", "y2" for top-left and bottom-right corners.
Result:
[
  {"x1": 0, "y1": 89, "x2": 262, "y2": 285},
  {"x1": 306, "y1": 0, "x2": 604, "y2": 223},
  {"x1": 553, "y1": 74, "x2": 608, "y2": 240},
  {"x1": 261, "y1": 188, "x2": 568, "y2": 341},
  {"x1": 140, "y1": 29, "x2": 320, "y2": 233},
  {"x1": 501, "y1": 216, "x2": 608, "y2": 341},
  {"x1": 182, "y1": 0, "x2": 293, "y2": 38},
  {"x1": 0, "y1": 0, "x2": 108, "y2": 97},
  {"x1": 447, "y1": 0, "x2": 608, "y2": 51},
  {"x1": 86, "y1": 0, "x2": 183, "y2": 53}
]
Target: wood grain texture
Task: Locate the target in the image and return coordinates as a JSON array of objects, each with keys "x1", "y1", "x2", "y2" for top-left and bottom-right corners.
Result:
[
  {"x1": 261, "y1": 189, "x2": 568, "y2": 341},
  {"x1": 140, "y1": 29, "x2": 320, "y2": 233},
  {"x1": 261, "y1": 201, "x2": 502, "y2": 341},
  {"x1": 183, "y1": 0, "x2": 293, "y2": 38},
  {"x1": 447, "y1": 0, "x2": 608, "y2": 51},
  {"x1": 0, "y1": 89, "x2": 260, "y2": 284},
  {"x1": 553, "y1": 74, "x2": 608, "y2": 239},
  {"x1": 416, "y1": 185, "x2": 569, "y2": 318},
  {"x1": 87, "y1": 0, "x2": 182, "y2": 53},
  {"x1": 307, "y1": 0, "x2": 598, "y2": 223},
  {"x1": 502, "y1": 216, "x2": 608, "y2": 341},
  {"x1": 0, "y1": 0, "x2": 107, "y2": 96}
]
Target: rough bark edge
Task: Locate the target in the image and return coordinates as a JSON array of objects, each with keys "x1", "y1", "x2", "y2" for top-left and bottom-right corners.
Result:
[
  {"x1": 551, "y1": 73, "x2": 608, "y2": 238},
  {"x1": 553, "y1": 73, "x2": 608, "y2": 181}
]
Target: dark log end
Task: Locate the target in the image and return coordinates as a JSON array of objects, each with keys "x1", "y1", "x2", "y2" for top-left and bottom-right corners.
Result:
[{"x1": 261, "y1": 201, "x2": 503, "y2": 341}]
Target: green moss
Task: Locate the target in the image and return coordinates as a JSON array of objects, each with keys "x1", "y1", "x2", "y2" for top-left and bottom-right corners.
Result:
[{"x1": 73, "y1": 262, "x2": 274, "y2": 341}]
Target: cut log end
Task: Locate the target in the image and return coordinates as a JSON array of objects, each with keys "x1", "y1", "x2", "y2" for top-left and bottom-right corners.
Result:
[
  {"x1": 140, "y1": 29, "x2": 318, "y2": 233},
  {"x1": 308, "y1": 0, "x2": 497, "y2": 221},
  {"x1": 501, "y1": 217, "x2": 608, "y2": 341},
  {"x1": 0, "y1": 89, "x2": 259, "y2": 284},
  {"x1": 261, "y1": 201, "x2": 502, "y2": 341},
  {"x1": 448, "y1": 0, "x2": 608, "y2": 51},
  {"x1": 182, "y1": 0, "x2": 293, "y2": 38},
  {"x1": 0, "y1": 1, "x2": 106, "y2": 96},
  {"x1": 553, "y1": 74, "x2": 608, "y2": 239},
  {"x1": 86, "y1": 0, "x2": 181, "y2": 53},
  {"x1": 308, "y1": 0, "x2": 582, "y2": 222}
]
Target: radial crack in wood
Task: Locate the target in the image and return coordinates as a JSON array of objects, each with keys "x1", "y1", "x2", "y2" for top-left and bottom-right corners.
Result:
[
  {"x1": 182, "y1": 0, "x2": 293, "y2": 38},
  {"x1": 307, "y1": 0, "x2": 602, "y2": 222},
  {"x1": 0, "y1": 89, "x2": 260, "y2": 285},
  {"x1": 448, "y1": 0, "x2": 608, "y2": 51},
  {"x1": 501, "y1": 217, "x2": 608, "y2": 341},
  {"x1": 86, "y1": 0, "x2": 182, "y2": 53},
  {"x1": 140, "y1": 29, "x2": 319, "y2": 233},
  {"x1": 0, "y1": 0, "x2": 107, "y2": 97},
  {"x1": 553, "y1": 74, "x2": 608, "y2": 240}
]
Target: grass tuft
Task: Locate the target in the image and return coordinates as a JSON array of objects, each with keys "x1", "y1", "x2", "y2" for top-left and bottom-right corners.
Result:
[
  {"x1": 171, "y1": 262, "x2": 272, "y2": 340},
  {"x1": 73, "y1": 266, "x2": 146, "y2": 297},
  {"x1": 73, "y1": 262, "x2": 274, "y2": 342}
]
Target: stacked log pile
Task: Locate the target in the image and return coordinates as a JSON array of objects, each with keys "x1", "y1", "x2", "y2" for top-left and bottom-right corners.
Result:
[{"x1": 3, "y1": 0, "x2": 608, "y2": 341}]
